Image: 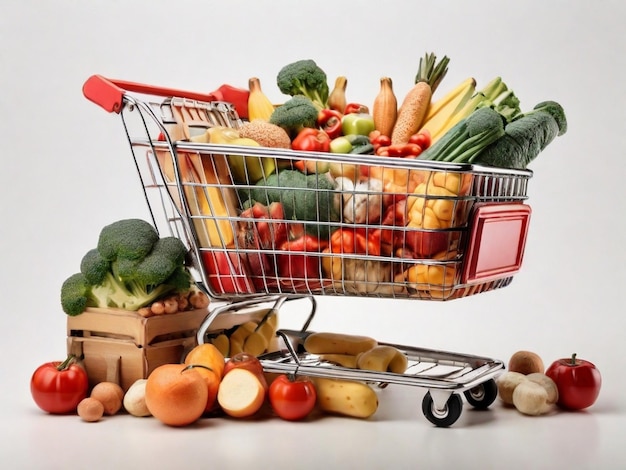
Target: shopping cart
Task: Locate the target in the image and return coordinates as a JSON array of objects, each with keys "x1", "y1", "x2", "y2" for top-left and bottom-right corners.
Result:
[{"x1": 83, "y1": 75, "x2": 533, "y2": 427}]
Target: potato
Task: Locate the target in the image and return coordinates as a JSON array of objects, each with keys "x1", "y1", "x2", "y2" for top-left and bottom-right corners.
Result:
[
  {"x1": 312, "y1": 377, "x2": 378, "y2": 419},
  {"x1": 123, "y1": 379, "x2": 151, "y2": 417},
  {"x1": 77, "y1": 397, "x2": 104, "y2": 422},
  {"x1": 90, "y1": 382, "x2": 124, "y2": 416},
  {"x1": 496, "y1": 371, "x2": 528, "y2": 405},
  {"x1": 304, "y1": 332, "x2": 377, "y2": 356},
  {"x1": 512, "y1": 380, "x2": 552, "y2": 416},
  {"x1": 508, "y1": 350, "x2": 545, "y2": 375},
  {"x1": 319, "y1": 354, "x2": 358, "y2": 368},
  {"x1": 526, "y1": 373, "x2": 559, "y2": 405},
  {"x1": 356, "y1": 346, "x2": 397, "y2": 372},
  {"x1": 356, "y1": 345, "x2": 408, "y2": 373}
]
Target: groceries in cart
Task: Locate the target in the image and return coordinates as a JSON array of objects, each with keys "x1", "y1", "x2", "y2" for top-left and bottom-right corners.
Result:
[{"x1": 82, "y1": 53, "x2": 566, "y2": 302}]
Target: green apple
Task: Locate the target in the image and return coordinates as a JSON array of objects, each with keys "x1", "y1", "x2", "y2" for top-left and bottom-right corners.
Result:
[
  {"x1": 341, "y1": 113, "x2": 375, "y2": 136},
  {"x1": 329, "y1": 136, "x2": 353, "y2": 154}
]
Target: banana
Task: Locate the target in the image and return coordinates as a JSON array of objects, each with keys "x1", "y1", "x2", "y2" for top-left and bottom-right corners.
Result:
[
  {"x1": 243, "y1": 311, "x2": 278, "y2": 356},
  {"x1": 431, "y1": 76, "x2": 507, "y2": 142},
  {"x1": 420, "y1": 77, "x2": 476, "y2": 141},
  {"x1": 247, "y1": 77, "x2": 275, "y2": 122},
  {"x1": 210, "y1": 333, "x2": 230, "y2": 358},
  {"x1": 228, "y1": 321, "x2": 258, "y2": 356}
]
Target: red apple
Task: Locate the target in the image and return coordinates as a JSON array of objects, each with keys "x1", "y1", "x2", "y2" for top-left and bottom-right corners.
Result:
[
  {"x1": 224, "y1": 352, "x2": 268, "y2": 391},
  {"x1": 545, "y1": 353, "x2": 602, "y2": 410}
]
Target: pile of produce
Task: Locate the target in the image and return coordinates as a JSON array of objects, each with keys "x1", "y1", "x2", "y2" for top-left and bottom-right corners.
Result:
[
  {"x1": 60, "y1": 218, "x2": 209, "y2": 317},
  {"x1": 178, "y1": 54, "x2": 569, "y2": 299},
  {"x1": 238, "y1": 54, "x2": 567, "y2": 168}
]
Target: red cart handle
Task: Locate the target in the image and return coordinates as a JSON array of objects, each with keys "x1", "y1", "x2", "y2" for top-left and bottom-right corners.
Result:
[{"x1": 82, "y1": 74, "x2": 249, "y2": 118}]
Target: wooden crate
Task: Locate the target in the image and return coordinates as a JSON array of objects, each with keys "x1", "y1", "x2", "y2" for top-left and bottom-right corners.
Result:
[{"x1": 67, "y1": 307, "x2": 208, "y2": 391}]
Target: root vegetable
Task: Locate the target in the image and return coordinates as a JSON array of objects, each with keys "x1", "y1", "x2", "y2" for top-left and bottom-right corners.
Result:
[
  {"x1": 496, "y1": 371, "x2": 528, "y2": 405},
  {"x1": 123, "y1": 379, "x2": 151, "y2": 417},
  {"x1": 77, "y1": 397, "x2": 104, "y2": 422},
  {"x1": 512, "y1": 380, "x2": 552, "y2": 416},
  {"x1": 526, "y1": 373, "x2": 559, "y2": 406},
  {"x1": 189, "y1": 290, "x2": 210, "y2": 309},
  {"x1": 508, "y1": 350, "x2": 544, "y2": 375},
  {"x1": 304, "y1": 332, "x2": 377, "y2": 356},
  {"x1": 312, "y1": 377, "x2": 378, "y2": 419},
  {"x1": 90, "y1": 382, "x2": 124, "y2": 416}
]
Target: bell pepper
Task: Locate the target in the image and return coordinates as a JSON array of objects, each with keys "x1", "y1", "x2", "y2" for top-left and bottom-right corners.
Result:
[
  {"x1": 321, "y1": 228, "x2": 397, "y2": 295},
  {"x1": 236, "y1": 201, "x2": 289, "y2": 290},
  {"x1": 291, "y1": 128, "x2": 331, "y2": 152},
  {"x1": 344, "y1": 103, "x2": 370, "y2": 115},
  {"x1": 276, "y1": 234, "x2": 327, "y2": 291},
  {"x1": 317, "y1": 109, "x2": 344, "y2": 139},
  {"x1": 329, "y1": 227, "x2": 383, "y2": 257}
]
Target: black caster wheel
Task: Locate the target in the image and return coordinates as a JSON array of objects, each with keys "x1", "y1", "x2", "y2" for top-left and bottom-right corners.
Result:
[
  {"x1": 421, "y1": 392, "x2": 463, "y2": 427},
  {"x1": 464, "y1": 379, "x2": 498, "y2": 409}
]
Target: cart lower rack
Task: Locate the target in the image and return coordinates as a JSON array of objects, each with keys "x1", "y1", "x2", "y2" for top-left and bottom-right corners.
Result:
[{"x1": 83, "y1": 75, "x2": 534, "y2": 426}]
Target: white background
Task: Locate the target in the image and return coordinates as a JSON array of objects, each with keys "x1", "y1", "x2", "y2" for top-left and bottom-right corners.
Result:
[{"x1": 2, "y1": 1, "x2": 625, "y2": 468}]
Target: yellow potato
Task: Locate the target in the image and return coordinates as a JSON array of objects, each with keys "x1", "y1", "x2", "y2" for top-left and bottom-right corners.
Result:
[
  {"x1": 312, "y1": 378, "x2": 378, "y2": 419},
  {"x1": 304, "y1": 332, "x2": 377, "y2": 356}
]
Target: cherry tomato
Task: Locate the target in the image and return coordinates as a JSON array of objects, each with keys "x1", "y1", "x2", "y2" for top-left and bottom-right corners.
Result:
[
  {"x1": 269, "y1": 374, "x2": 317, "y2": 421},
  {"x1": 545, "y1": 353, "x2": 602, "y2": 410},
  {"x1": 30, "y1": 355, "x2": 89, "y2": 414},
  {"x1": 408, "y1": 129, "x2": 431, "y2": 149}
]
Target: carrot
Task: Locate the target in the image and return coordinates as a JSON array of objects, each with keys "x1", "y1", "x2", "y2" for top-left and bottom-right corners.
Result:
[{"x1": 391, "y1": 53, "x2": 449, "y2": 145}]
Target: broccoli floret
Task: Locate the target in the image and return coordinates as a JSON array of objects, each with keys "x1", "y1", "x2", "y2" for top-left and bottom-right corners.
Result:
[
  {"x1": 276, "y1": 59, "x2": 329, "y2": 110},
  {"x1": 97, "y1": 218, "x2": 159, "y2": 261},
  {"x1": 269, "y1": 95, "x2": 320, "y2": 138},
  {"x1": 61, "y1": 219, "x2": 194, "y2": 316},
  {"x1": 128, "y1": 236, "x2": 188, "y2": 286},
  {"x1": 60, "y1": 272, "x2": 127, "y2": 316}
]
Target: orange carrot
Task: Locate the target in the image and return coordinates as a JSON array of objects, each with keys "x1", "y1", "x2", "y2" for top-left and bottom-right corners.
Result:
[{"x1": 391, "y1": 53, "x2": 449, "y2": 145}]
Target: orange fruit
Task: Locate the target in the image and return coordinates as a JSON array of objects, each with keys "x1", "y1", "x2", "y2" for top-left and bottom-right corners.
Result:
[
  {"x1": 184, "y1": 343, "x2": 226, "y2": 379},
  {"x1": 184, "y1": 364, "x2": 221, "y2": 413},
  {"x1": 145, "y1": 364, "x2": 208, "y2": 427}
]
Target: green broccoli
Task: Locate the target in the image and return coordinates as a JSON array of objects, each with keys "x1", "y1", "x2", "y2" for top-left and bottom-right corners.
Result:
[
  {"x1": 269, "y1": 95, "x2": 320, "y2": 138},
  {"x1": 471, "y1": 101, "x2": 567, "y2": 169},
  {"x1": 97, "y1": 218, "x2": 160, "y2": 261},
  {"x1": 60, "y1": 219, "x2": 194, "y2": 316},
  {"x1": 245, "y1": 169, "x2": 340, "y2": 238},
  {"x1": 276, "y1": 59, "x2": 329, "y2": 110}
]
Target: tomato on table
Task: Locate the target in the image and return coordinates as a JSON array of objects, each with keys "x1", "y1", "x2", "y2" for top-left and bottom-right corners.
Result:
[
  {"x1": 30, "y1": 355, "x2": 89, "y2": 414},
  {"x1": 269, "y1": 374, "x2": 317, "y2": 421}
]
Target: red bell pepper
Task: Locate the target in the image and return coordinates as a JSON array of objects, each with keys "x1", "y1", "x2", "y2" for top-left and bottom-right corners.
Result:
[
  {"x1": 236, "y1": 201, "x2": 289, "y2": 290},
  {"x1": 291, "y1": 128, "x2": 331, "y2": 152},
  {"x1": 317, "y1": 109, "x2": 344, "y2": 139},
  {"x1": 377, "y1": 199, "x2": 450, "y2": 258},
  {"x1": 329, "y1": 227, "x2": 383, "y2": 257},
  {"x1": 276, "y1": 234, "x2": 327, "y2": 291},
  {"x1": 344, "y1": 102, "x2": 370, "y2": 115}
]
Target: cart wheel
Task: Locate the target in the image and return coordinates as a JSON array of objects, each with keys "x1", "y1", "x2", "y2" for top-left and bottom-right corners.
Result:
[
  {"x1": 421, "y1": 392, "x2": 463, "y2": 428},
  {"x1": 463, "y1": 379, "x2": 498, "y2": 409}
]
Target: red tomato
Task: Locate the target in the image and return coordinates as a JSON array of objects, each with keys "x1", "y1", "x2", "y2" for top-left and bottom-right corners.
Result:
[
  {"x1": 408, "y1": 129, "x2": 431, "y2": 149},
  {"x1": 269, "y1": 374, "x2": 317, "y2": 421},
  {"x1": 30, "y1": 355, "x2": 89, "y2": 414},
  {"x1": 545, "y1": 353, "x2": 602, "y2": 410}
]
